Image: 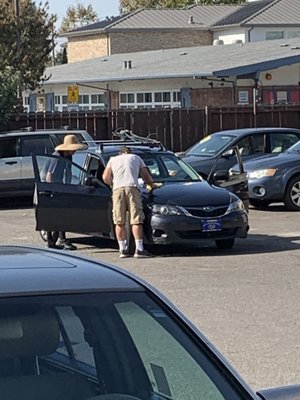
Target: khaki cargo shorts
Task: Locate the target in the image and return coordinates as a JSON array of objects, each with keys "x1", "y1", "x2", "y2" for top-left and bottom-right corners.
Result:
[{"x1": 112, "y1": 187, "x2": 145, "y2": 225}]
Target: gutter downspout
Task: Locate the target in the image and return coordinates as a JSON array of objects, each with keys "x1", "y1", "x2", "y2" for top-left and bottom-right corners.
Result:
[{"x1": 247, "y1": 26, "x2": 254, "y2": 43}]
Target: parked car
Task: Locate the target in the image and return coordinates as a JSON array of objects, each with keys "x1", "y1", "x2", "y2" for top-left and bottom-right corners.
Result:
[
  {"x1": 239, "y1": 140, "x2": 300, "y2": 211},
  {"x1": 33, "y1": 132, "x2": 249, "y2": 250},
  {"x1": 0, "y1": 127, "x2": 96, "y2": 198},
  {"x1": 180, "y1": 127, "x2": 300, "y2": 178},
  {"x1": 0, "y1": 244, "x2": 299, "y2": 400}
]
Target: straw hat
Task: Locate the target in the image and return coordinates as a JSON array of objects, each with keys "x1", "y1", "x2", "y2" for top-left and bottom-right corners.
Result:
[{"x1": 55, "y1": 134, "x2": 87, "y2": 151}]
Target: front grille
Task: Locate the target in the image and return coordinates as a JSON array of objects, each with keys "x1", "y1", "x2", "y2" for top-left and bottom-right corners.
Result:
[
  {"x1": 177, "y1": 228, "x2": 237, "y2": 239},
  {"x1": 186, "y1": 206, "x2": 228, "y2": 218}
]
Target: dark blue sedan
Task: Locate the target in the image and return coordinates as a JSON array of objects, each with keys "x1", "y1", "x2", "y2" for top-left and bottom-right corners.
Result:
[{"x1": 242, "y1": 141, "x2": 300, "y2": 210}]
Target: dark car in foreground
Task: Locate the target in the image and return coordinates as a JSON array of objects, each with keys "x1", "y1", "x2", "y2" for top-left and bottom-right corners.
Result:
[
  {"x1": 1, "y1": 245, "x2": 300, "y2": 400},
  {"x1": 241, "y1": 140, "x2": 300, "y2": 210},
  {"x1": 180, "y1": 128, "x2": 300, "y2": 178},
  {"x1": 33, "y1": 134, "x2": 248, "y2": 250}
]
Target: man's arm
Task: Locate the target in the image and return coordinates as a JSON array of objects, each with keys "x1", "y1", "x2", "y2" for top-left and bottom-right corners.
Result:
[
  {"x1": 140, "y1": 166, "x2": 154, "y2": 187},
  {"x1": 102, "y1": 166, "x2": 113, "y2": 186}
]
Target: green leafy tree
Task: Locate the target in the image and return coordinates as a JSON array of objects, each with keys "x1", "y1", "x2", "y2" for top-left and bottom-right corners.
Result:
[
  {"x1": 0, "y1": 0, "x2": 56, "y2": 127},
  {"x1": 54, "y1": 47, "x2": 68, "y2": 65},
  {"x1": 0, "y1": 66, "x2": 22, "y2": 128},
  {"x1": 120, "y1": 0, "x2": 245, "y2": 13},
  {"x1": 60, "y1": 3, "x2": 98, "y2": 33}
]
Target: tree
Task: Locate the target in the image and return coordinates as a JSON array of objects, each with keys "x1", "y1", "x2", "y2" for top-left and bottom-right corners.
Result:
[
  {"x1": 0, "y1": 0, "x2": 56, "y2": 127},
  {"x1": 119, "y1": 0, "x2": 245, "y2": 13},
  {"x1": 60, "y1": 3, "x2": 98, "y2": 33}
]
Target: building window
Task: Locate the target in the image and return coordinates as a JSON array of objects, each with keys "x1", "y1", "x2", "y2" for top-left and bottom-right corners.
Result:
[
  {"x1": 120, "y1": 91, "x2": 181, "y2": 109},
  {"x1": 277, "y1": 91, "x2": 287, "y2": 104},
  {"x1": 91, "y1": 94, "x2": 105, "y2": 104},
  {"x1": 266, "y1": 31, "x2": 284, "y2": 40},
  {"x1": 238, "y1": 90, "x2": 249, "y2": 104},
  {"x1": 287, "y1": 31, "x2": 300, "y2": 38},
  {"x1": 79, "y1": 95, "x2": 89, "y2": 104}
]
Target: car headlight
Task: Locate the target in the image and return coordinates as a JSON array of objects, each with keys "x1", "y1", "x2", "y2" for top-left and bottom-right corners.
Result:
[
  {"x1": 226, "y1": 195, "x2": 245, "y2": 214},
  {"x1": 248, "y1": 168, "x2": 277, "y2": 179},
  {"x1": 151, "y1": 204, "x2": 185, "y2": 216}
]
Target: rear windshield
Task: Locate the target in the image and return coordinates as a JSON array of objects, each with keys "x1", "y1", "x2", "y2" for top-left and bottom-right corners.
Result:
[{"x1": 186, "y1": 135, "x2": 236, "y2": 157}]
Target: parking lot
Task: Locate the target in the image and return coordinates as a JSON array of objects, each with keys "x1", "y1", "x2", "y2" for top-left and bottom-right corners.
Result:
[{"x1": 1, "y1": 200, "x2": 300, "y2": 391}]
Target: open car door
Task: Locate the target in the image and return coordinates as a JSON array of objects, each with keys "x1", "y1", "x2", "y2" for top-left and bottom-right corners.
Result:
[
  {"x1": 207, "y1": 146, "x2": 249, "y2": 211},
  {"x1": 32, "y1": 155, "x2": 113, "y2": 235}
]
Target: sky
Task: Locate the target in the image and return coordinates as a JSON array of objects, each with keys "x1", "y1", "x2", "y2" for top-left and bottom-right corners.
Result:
[{"x1": 44, "y1": 0, "x2": 120, "y2": 24}]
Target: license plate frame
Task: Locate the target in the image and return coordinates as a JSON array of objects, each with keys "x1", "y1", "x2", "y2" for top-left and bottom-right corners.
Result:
[{"x1": 201, "y1": 219, "x2": 222, "y2": 232}]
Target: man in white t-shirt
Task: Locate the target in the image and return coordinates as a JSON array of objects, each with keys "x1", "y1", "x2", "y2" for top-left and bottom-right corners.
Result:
[{"x1": 102, "y1": 146, "x2": 154, "y2": 258}]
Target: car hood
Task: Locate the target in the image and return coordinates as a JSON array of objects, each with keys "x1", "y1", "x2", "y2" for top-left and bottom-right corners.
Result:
[
  {"x1": 243, "y1": 152, "x2": 300, "y2": 171},
  {"x1": 142, "y1": 181, "x2": 231, "y2": 207},
  {"x1": 257, "y1": 384, "x2": 300, "y2": 400}
]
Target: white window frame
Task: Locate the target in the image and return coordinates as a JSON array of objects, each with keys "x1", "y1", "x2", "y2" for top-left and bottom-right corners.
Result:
[
  {"x1": 238, "y1": 90, "x2": 249, "y2": 105},
  {"x1": 54, "y1": 93, "x2": 105, "y2": 112},
  {"x1": 119, "y1": 91, "x2": 181, "y2": 109}
]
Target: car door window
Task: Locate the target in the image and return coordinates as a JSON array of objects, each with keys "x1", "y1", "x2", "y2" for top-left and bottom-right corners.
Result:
[
  {"x1": 0, "y1": 293, "x2": 245, "y2": 400},
  {"x1": 86, "y1": 156, "x2": 105, "y2": 181},
  {"x1": 269, "y1": 132, "x2": 300, "y2": 153},
  {"x1": 0, "y1": 138, "x2": 18, "y2": 158},
  {"x1": 20, "y1": 136, "x2": 54, "y2": 156},
  {"x1": 237, "y1": 134, "x2": 265, "y2": 156},
  {"x1": 36, "y1": 155, "x2": 89, "y2": 185}
]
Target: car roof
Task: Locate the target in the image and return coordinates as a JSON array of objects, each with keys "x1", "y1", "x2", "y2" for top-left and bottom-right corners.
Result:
[
  {"x1": 0, "y1": 245, "x2": 144, "y2": 298},
  {"x1": 0, "y1": 128, "x2": 89, "y2": 138},
  {"x1": 212, "y1": 127, "x2": 300, "y2": 137}
]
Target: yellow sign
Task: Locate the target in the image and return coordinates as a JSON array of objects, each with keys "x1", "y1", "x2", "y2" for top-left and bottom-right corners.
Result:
[{"x1": 68, "y1": 85, "x2": 79, "y2": 103}]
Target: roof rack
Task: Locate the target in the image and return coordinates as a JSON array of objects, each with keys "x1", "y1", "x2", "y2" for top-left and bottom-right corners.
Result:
[{"x1": 84, "y1": 128, "x2": 165, "y2": 152}]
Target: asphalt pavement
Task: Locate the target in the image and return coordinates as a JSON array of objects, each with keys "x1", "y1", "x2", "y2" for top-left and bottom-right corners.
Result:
[{"x1": 0, "y1": 199, "x2": 299, "y2": 391}]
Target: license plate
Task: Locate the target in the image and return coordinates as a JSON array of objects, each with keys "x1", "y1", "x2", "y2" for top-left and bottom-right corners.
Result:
[{"x1": 202, "y1": 219, "x2": 222, "y2": 232}]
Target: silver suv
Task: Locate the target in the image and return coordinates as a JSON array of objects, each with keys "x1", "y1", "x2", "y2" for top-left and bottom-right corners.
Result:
[{"x1": 0, "y1": 127, "x2": 96, "y2": 198}]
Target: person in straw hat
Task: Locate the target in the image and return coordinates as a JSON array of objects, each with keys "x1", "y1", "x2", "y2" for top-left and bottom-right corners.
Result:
[{"x1": 44, "y1": 134, "x2": 87, "y2": 250}]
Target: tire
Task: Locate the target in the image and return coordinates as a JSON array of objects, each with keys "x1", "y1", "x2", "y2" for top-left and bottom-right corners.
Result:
[
  {"x1": 215, "y1": 238, "x2": 235, "y2": 249},
  {"x1": 249, "y1": 199, "x2": 270, "y2": 209},
  {"x1": 284, "y1": 175, "x2": 300, "y2": 211},
  {"x1": 39, "y1": 230, "x2": 58, "y2": 243},
  {"x1": 39, "y1": 230, "x2": 48, "y2": 242}
]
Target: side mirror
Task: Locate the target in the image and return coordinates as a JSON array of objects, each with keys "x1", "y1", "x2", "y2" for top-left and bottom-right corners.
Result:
[
  {"x1": 213, "y1": 170, "x2": 229, "y2": 181},
  {"x1": 85, "y1": 176, "x2": 102, "y2": 187},
  {"x1": 221, "y1": 149, "x2": 235, "y2": 159}
]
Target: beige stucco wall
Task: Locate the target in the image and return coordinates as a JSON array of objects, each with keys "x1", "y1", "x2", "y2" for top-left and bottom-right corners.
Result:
[
  {"x1": 67, "y1": 34, "x2": 109, "y2": 63},
  {"x1": 110, "y1": 31, "x2": 212, "y2": 54}
]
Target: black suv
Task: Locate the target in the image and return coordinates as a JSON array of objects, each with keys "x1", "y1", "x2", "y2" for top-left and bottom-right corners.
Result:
[
  {"x1": 0, "y1": 127, "x2": 95, "y2": 198},
  {"x1": 33, "y1": 130, "x2": 249, "y2": 250}
]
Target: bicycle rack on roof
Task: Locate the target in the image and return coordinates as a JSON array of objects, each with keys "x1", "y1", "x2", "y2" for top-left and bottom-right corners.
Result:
[{"x1": 84, "y1": 129, "x2": 165, "y2": 152}]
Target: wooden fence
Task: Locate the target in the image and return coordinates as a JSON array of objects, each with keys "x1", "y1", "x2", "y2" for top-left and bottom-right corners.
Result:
[{"x1": 4, "y1": 105, "x2": 300, "y2": 152}]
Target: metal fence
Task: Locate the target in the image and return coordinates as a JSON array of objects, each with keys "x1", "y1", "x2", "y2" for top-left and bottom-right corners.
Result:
[{"x1": 4, "y1": 105, "x2": 300, "y2": 152}]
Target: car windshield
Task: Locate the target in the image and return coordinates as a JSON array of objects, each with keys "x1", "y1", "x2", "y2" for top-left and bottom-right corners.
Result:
[
  {"x1": 286, "y1": 140, "x2": 300, "y2": 153},
  {"x1": 186, "y1": 134, "x2": 236, "y2": 157},
  {"x1": 0, "y1": 292, "x2": 243, "y2": 400},
  {"x1": 142, "y1": 153, "x2": 201, "y2": 182}
]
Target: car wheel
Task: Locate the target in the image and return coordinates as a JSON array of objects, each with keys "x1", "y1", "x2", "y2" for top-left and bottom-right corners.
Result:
[
  {"x1": 39, "y1": 230, "x2": 48, "y2": 242},
  {"x1": 249, "y1": 199, "x2": 270, "y2": 209},
  {"x1": 125, "y1": 212, "x2": 135, "y2": 255},
  {"x1": 284, "y1": 175, "x2": 300, "y2": 211},
  {"x1": 215, "y1": 238, "x2": 235, "y2": 249}
]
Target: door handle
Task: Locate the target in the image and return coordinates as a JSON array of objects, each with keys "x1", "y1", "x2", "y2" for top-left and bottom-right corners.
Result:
[
  {"x1": 5, "y1": 161, "x2": 18, "y2": 165},
  {"x1": 40, "y1": 191, "x2": 54, "y2": 198}
]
